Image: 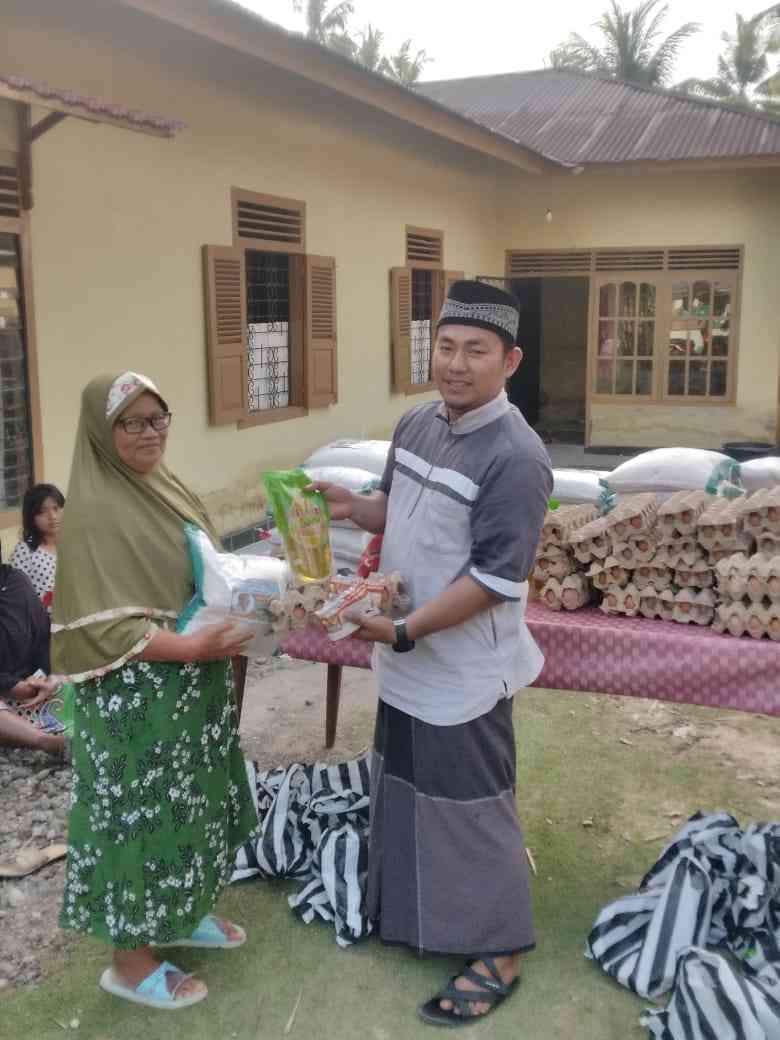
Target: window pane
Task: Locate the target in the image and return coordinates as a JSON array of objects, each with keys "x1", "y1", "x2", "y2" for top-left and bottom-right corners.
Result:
[
  {"x1": 615, "y1": 360, "x2": 633, "y2": 394},
  {"x1": 692, "y1": 281, "x2": 711, "y2": 317},
  {"x1": 668, "y1": 359, "x2": 685, "y2": 395},
  {"x1": 639, "y1": 283, "x2": 656, "y2": 318},
  {"x1": 0, "y1": 233, "x2": 33, "y2": 510},
  {"x1": 636, "y1": 359, "x2": 653, "y2": 395},
  {"x1": 688, "y1": 361, "x2": 707, "y2": 396},
  {"x1": 246, "y1": 250, "x2": 291, "y2": 411},
  {"x1": 599, "y1": 283, "x2": 617, "y2": 318},
  {"x1": 596, "y1": 360, "x2": 613, "y2": 394},
  {"x1": 619, "y1": 282, "x2": 636, "y2": 317},
  {"x1": 617, "y1": 320, "x2": 635, "y2": 357},
  {"x1": 688, "y1": 324, "x2": 707, "y2": 357},
  {"x1": 672, "y1": 282, "x2": 690, "y2": 317},
  {"x1": 637, "y1": 322, "x2": 654, "y2": 357},
  {"x1": 598, "y1": 319, "x2": 616, "y2": 355},
  {"x1": 710, "y1": 361, "x2": 728, "y2": 397},
  {"x1": 712, "y1": 332, "x2": 728, "y2": 357},
  {"x1": 713, "y1": 282, "x2": 731, "y2": 318}
]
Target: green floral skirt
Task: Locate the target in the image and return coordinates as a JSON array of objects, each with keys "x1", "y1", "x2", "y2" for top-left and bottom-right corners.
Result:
[{"x1": 60, "y1": 659, "x2": 256, "y2": 948}]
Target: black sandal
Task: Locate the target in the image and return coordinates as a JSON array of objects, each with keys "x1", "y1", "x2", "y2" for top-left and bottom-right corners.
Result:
[{"x1": 417, "y1": 956, "x2": 520, "y2": 1028}]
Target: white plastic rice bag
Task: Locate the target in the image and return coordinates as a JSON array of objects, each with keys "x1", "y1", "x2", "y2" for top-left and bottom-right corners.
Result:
[
  {"x1": 302, "y1": 465, "x2": 381, "y2": 529},
  {"x1": 178, "y1": 524, "x2": 291, "y2": 658},
  {"x1": 329, "y1": 527, "x2": 373, "y2": 571},
  {"x1": 552, "y1": 469, "x2": 610, "y2": 505},
  {"x1": 740, "y1": 455, "x2": 780, "y2": 492},
  {"x1": 604, "y1": 448, "x2": 741, "y2": 495},
  {"x1": 303, "y1": 440, "x2": 390, "y2": 477}
]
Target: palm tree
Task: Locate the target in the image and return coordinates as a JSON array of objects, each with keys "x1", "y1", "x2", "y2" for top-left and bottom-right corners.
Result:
[
  {"x1": 291, "y1": 0, "x2": 356, "y2": 55},
  {"x1": 383, "y1": 39, "x2": 431, "y2": 86},
  {"x1": 550, "y1": 0, "x2": 699, "y2": 87},
  {"x1": 355, "y1": 24, "x2": 387, "y2": 73},
  {"x1": 676, "y1": 6, "x2": 780, "y2": 113}
]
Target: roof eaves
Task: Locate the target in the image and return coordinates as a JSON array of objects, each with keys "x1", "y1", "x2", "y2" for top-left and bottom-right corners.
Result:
[{"x1": 117, "y1": 0, "x2": 563, "y2": 173}]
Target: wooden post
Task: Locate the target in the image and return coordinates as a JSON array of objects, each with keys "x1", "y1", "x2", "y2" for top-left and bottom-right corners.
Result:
[
  {"x1": 325, "y1": 664, "x2": 343, "y2": 749},
  {"x1": 15, "y1": 103, "x2": 32, "y2": 211}
]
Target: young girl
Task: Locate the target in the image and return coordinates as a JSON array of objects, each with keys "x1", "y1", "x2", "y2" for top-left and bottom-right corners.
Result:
[{"x1": 10, "y1": 483, "x2": 65, "y2": 610}]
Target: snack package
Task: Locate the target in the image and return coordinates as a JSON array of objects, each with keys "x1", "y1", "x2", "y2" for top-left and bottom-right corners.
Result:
[
  {"x1": 315, "y1": 572, "x2": 409, "y2": 640},
  {"x1": 178, "y1": 524, "x2": 291, "y2": 658},
  {"x1": 263, "y1": 469, "x2": 332, "y2": 582}
]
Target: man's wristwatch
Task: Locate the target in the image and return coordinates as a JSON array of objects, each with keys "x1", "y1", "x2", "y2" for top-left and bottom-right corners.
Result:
[{"x1": 391, "y1": 618, "x2": 415, "y2": 653}]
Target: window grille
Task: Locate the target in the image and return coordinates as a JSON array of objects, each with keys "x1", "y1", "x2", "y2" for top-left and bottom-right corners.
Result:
[
  {"x1": 246, "y1": 251, "x2": 290, "y2": 412},
  {"x1": 411, "y1": 268, "x2": 433, "y2": 384}
]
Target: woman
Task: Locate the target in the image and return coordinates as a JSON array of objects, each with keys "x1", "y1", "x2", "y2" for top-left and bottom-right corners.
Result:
[
  {"x1": 0, "y1": 546, "x2": 66, "y2": 757},
  {"x1": 54, "y1": 372, "x2": 256, "y2": 1010},
  {"x1": 10, "y1": 483, "x2": 65, "y2": 609}
]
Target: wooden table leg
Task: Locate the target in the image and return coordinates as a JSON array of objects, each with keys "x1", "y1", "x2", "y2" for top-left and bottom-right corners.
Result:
[
  {"x1": 232, "y1": 655, "x2": 249, "y2": 724},
  {"x1": 325, "y1": 663, "x2": 343, "y2": 749}
]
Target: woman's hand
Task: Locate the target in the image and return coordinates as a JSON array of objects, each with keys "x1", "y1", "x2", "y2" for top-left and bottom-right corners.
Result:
[
  {"x1": 188, "y1": 620, "x2": 254, "y2": 661},
  {"x1": 306, "y1": 481, "x2": 354, "y2": 523},
  {"x1": 11, "y1": 676, "x2": 59, "y2": 707}
]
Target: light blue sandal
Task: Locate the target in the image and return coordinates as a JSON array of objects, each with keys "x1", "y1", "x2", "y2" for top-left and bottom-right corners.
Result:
[
  {"x1": 99, "y1": 960, "x2": 206, "y2": 1010},
  {"x1": 157, "y1": 914, "x2": 247, "y2": 950}
]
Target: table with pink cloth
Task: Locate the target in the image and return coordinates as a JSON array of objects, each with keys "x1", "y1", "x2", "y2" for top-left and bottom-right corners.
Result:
[{"x1": 279, "y1": 603, "x2": 780, "y2": 747}]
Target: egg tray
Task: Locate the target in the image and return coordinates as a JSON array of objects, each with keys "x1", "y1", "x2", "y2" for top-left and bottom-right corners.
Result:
[
  {"x1": 533, "y1": 552, "x2": 578, "y2": 582},
  {"x1": 602, "y1": 493, "x2": 659, "y2": 540},
  {"x1": 656, "y1": 490, "x2": 711, "y2": 537},
  {"x1": 569, "y1": 517, "x2": 612, "y2": 564},
  {"x1": 715, "y1": 552, "x2": 780, "y2": 603},
  {"x1": 540, "y1": 573, "x2": 590, "y2": 612},
  {"x1": 712, "y1": 600, "x2": 780, "y2": 641},
  {"x1": 540, "y1": 503, "x2": 599, "y2": 547},
  {"x1": 638, "y1": 586, "x2": 715, "y2": 626},
  {"x1": 736, "y1": 487, "x2": 780, "y2": 536}
]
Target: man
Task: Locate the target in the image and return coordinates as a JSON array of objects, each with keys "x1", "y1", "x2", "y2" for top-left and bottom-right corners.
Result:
[{"x1": 317, "y1": 280, "x2": 552, "y2": 1026}]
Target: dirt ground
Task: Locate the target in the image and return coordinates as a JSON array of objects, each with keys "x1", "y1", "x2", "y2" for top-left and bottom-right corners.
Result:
[
  {"x1": 238, "y1": 653, "x2": 379, "y2": 768},
  {"x1": 1, "y1": 652, "x2": 778, "y2": 1003}
]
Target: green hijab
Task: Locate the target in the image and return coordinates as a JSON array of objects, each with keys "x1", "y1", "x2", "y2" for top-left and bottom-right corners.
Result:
[{"x1": 52, "y1": 372, "x2": 219, "y2": 680}]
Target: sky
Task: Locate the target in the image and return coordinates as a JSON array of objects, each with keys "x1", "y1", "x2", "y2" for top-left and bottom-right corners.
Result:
[{"x1": 240, "y1": 0, "x2": 776, "y2": 83}]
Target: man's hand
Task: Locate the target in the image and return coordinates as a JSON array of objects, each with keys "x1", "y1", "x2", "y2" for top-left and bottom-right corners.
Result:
[
  {"x1": 306, "y1": 481, "x2": 354, "y2": 523},
  {"x1": 346, "y1": 612, "x2": 396, "y2": 644}
]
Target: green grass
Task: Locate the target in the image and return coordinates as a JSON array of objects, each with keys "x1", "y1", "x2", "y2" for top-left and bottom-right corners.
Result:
[{"x1": 2, "y1": 688, "x2": 777, "y2": 1040}]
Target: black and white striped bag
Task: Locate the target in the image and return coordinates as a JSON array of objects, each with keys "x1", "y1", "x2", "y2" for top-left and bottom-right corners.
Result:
[
  {"x1": 586, "y1": 855, "x2": 714, "y2": 998},
  {"x1": 231, "y1": 756, "x2": 372, "y2": 946},
  {"x1": 640, "y1": 947, "x2": 780, "y2": 1040}
]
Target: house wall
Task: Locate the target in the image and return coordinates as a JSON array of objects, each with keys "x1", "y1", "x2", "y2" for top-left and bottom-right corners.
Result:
[
  {"x1": 499, "y1": 168, "x2": 780, "y2": 449},
  {"x1": 0, "y1": 0, "x2": 508, "y2": 549}
]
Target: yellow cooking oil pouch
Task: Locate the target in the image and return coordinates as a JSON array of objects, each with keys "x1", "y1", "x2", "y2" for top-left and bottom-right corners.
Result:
[{"x1": 262, "y1": 468, "x2": 332, "y2": 583}]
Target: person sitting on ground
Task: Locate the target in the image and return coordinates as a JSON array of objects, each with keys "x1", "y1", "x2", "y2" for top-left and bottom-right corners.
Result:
[
  {"x1": 0, "y1": 545, "x2": 66, "y2": 758},
  {"x1": 10, "y1": 483, "x2": 65, "y2": 611}
]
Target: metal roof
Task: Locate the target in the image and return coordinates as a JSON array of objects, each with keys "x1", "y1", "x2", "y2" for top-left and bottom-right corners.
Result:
[{"x1": 416, "y1": 70, "x2": 780, "y2": 166}]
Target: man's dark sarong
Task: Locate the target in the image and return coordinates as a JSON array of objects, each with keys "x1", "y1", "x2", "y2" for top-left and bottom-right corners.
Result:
[{"x1": 366, "y1": 697, "x2": 536, "y2": 956}]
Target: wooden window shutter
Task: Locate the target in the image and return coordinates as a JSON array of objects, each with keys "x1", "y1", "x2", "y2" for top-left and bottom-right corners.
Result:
[
  {"x1": 0, "y1": 163, "x2": 20, "y2": 218},
  {"x1": 430, "y1": 269, "x2": 464, "y2": 340},
  {"x1": 202, "y1": 245, "x2": 247, "y2": 425},
  {"x1": 305, "y1": 255, "x2": 337, "y2": 408},
  {"x1": 390, "y1": 267, "x2": 412, "y2": 393}
]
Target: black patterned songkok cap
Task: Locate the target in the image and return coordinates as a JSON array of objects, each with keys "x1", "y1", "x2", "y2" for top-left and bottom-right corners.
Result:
[{"x1": 436, "y1": 279, "x2": 521, "y2": 347}]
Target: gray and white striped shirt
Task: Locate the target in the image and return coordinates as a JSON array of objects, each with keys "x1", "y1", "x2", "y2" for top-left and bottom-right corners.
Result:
[{"x1": 375, "y1": 390, "x2": 553, "y2": 726}]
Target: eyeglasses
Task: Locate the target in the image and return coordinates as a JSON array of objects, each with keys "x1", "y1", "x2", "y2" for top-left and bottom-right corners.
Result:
[{"x1": 116, "y1": 412, "x2": 172, "y2": 435}]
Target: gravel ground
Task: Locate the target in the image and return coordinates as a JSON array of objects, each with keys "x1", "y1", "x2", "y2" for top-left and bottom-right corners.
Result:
[{"x1": 0, "y1": 748, "x2": 74, "y2": 991}]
